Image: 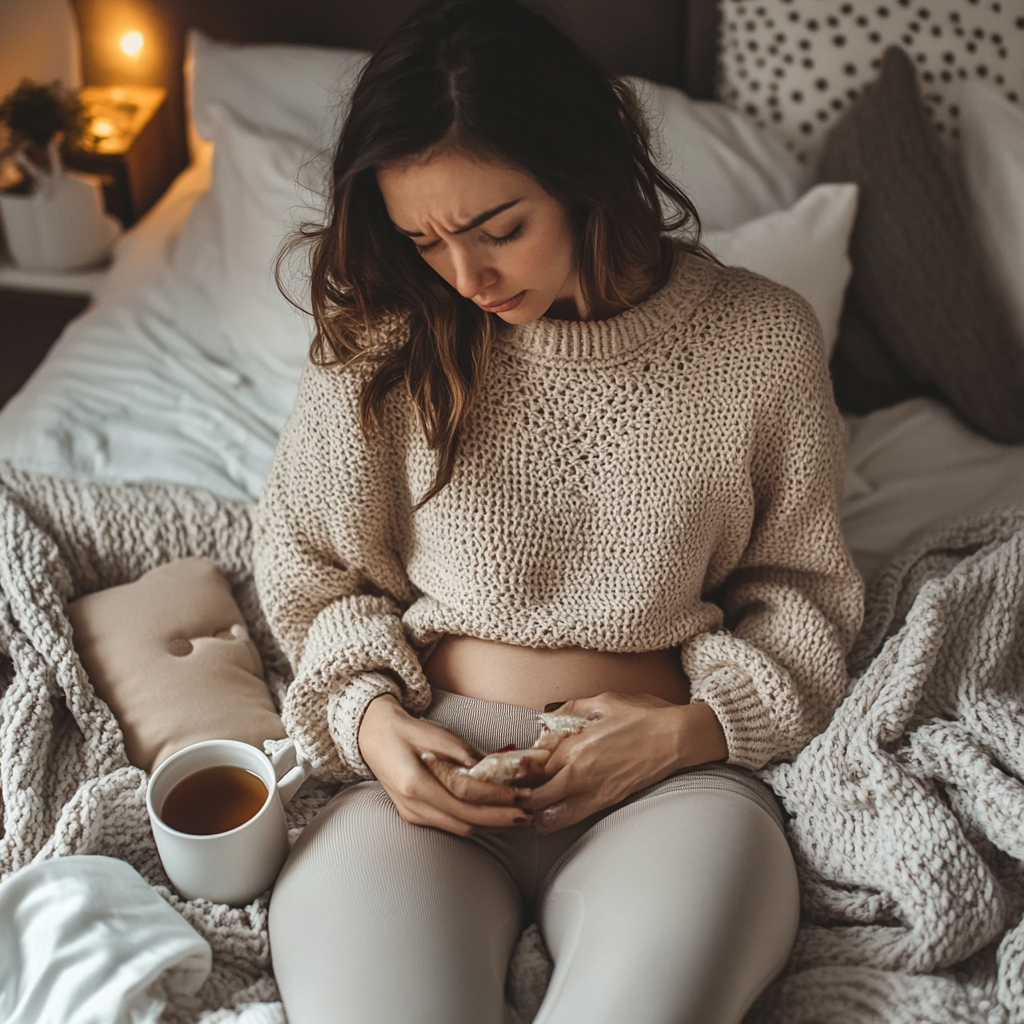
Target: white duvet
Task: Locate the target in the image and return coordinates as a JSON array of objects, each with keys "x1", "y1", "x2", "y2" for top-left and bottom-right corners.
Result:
[
  {"x1": 1, "y1": 31, "x2": 1022, "y2": 578},
  {"x1": 0, "y1": 149, "x2": 301, "y2": 503}
]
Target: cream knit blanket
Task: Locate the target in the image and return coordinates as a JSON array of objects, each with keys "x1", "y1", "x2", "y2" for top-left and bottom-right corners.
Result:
[{"x1": 1, "y1": 463, "x2": 1022, "y2": 1023}]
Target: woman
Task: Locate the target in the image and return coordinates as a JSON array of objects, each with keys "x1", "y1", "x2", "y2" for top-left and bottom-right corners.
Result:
[{"x1": 254, "y1": 1, "x2": 864, "y2": 1021}]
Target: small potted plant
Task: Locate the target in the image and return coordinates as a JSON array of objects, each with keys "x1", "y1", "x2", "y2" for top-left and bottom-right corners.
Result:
[{"x1": 0, "y1": 79, "x2": 120, "y2": 271}]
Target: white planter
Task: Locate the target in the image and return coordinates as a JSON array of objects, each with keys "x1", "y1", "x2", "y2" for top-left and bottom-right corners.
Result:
[{"x1": 0, "y1": 143, "x2": 121, "y2": 271}]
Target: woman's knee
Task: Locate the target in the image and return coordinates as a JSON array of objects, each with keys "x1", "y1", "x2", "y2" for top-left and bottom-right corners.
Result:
[
  {"x1": 271, "y1": 779, "x2": 518, "y2": 942},
  {"x1": 536, "y1": 791, "x2": 799, "y2": 1024},
  {"x1": 270, "y1": 782, "x2": 522, "y2": 1024}
]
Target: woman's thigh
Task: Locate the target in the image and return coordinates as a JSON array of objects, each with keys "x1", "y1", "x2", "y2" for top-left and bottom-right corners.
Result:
[
  {"x1": 269, "y1": 781, "x2": 523, "y2": 1024},
  {"x1": 535, "y1": 789, "x2": 800, "y2": 1024}
]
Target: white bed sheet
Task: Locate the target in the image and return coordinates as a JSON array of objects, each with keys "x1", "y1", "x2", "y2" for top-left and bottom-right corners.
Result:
[
  {"x1": 1, "y1": 154, "x2": 1022, "y2": 579},
  {"x1": 842, "y1": 398, "x2": 1024, "y2": 580},
  {"x1": 0, "y1": 148, "x2": 300, "y2": 503}
]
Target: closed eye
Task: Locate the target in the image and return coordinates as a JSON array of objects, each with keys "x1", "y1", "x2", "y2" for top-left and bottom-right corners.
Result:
[
  {"x1": 410, "y1": 222, "x2": 522, "y2": 255},
  {"x1": 489, "y1": 224, "x2": 523, "y2": 246}
]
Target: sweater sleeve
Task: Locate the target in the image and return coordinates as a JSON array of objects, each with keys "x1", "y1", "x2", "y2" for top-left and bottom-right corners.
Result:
[
  {"x1": 681, "y1": 292, "x2": 865, "y2": 769},
  {"x1": 254, "y1": 361, "x2": 431, "y2": 783}
]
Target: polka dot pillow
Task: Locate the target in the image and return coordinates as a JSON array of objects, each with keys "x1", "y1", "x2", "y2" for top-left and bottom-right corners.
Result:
[{"x1": 718, "y1": 0, "x2": 1024, "y2": 162}]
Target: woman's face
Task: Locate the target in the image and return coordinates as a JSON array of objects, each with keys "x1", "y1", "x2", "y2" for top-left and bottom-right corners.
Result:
[{"x1": 376, "y1": 151, "x2": 584, "y2": 323}]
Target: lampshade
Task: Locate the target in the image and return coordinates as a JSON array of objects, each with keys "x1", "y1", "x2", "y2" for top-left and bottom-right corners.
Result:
[{"x1": 0, "y1": 0, "x2": 82, "y2": 98}]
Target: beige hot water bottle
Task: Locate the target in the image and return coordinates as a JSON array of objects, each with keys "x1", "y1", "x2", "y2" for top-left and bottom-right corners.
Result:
[{"x1": 68, "y1": 557, "x2": 286, "y2": 773}]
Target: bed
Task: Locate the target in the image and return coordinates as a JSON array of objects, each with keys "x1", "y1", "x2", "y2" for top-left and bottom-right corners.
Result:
[
  {"x1": 3, "y1": 0, "x2": 1023, "y2": 577},
  {"x1": 1, "y1": 0, "x2": 1023, "y2": 1021}
]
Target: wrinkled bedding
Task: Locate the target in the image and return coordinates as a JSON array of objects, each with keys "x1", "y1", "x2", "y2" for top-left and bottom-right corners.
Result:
[{"x1": 1, "y1": 463, "x2": 1022, "y2": 1023}]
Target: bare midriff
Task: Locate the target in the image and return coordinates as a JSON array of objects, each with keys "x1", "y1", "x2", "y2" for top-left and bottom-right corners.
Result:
[{"x1": 423, "y1": 634, "x2": 691, "y2": 710}]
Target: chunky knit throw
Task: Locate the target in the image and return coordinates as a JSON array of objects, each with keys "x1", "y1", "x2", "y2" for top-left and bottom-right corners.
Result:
[
  {"x1": 255, "y1": 250, "x2": 865, "y2": 782},
  {"x1": 2, "y1": 464, "x2": 1023, "y2": 1023}
]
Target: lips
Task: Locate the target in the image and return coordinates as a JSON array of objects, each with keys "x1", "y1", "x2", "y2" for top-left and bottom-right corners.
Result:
[{"x1": 479, "y1": 290, "x2": 526, "y2": 313}]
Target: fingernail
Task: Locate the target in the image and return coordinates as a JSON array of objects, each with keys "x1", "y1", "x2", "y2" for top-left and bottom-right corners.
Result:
[
  {"x1": 538, "y1": 807, "x2": 560, "y2": 829},
  {"x1": 513, "y1": 815, "x2": 532, "y2": 826},
  {"x1": 544, "y1": 701, "x2": 566, "y2": 713}
]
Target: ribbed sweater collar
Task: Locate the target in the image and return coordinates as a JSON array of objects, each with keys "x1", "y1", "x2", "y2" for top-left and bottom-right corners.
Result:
[{"x1": 495, "y1": 247, "x2": 717, "y2": 364}]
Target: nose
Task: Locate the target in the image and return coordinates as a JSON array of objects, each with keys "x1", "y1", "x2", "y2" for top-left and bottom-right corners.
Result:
[{"x1": 450, "y1": 248, "x2": 498, "y2": 300}]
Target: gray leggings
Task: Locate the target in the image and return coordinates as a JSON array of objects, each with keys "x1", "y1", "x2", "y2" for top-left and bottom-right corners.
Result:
[{"x1": 269, "y1": 692, "x2": 800, "y2": 1024}]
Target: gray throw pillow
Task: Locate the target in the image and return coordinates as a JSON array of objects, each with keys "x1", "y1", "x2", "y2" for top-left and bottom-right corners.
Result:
[{"x1": 819, "y1": 46, "x2": 1024, "y2": 443}]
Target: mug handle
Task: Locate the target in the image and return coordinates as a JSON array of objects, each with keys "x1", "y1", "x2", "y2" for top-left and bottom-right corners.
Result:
[{"x1": 269, "y1": 738, "x2": 312, "y2": 805}]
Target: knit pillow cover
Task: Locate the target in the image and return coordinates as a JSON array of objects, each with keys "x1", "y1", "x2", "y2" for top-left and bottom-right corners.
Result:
[{"x1": 818, "y1": 45, "x2": 1024, "y2": 443}]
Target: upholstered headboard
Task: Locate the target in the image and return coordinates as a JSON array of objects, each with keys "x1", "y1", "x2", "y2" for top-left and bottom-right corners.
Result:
[{"x1": 69, "y1": 0, "x2": 720, "y2": 177}]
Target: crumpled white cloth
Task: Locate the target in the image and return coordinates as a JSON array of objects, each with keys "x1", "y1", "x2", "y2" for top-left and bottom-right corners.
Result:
[{"x1": 0, "y1": 855, "x2": 212, "y2": 1024}]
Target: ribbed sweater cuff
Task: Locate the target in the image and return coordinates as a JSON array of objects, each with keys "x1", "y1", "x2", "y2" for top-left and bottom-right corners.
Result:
[
  {"x1": 329, "y1": 671, "x2": 404, "y2": 779},
  {"x1": 690, "y1": 665, "x2": 776, "y2": 770}
]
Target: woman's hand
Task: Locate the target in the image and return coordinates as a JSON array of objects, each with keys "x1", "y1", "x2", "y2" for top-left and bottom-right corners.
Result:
[
  {"x1": 516, "y1": 694, "x2": 728, "y2": 834},
  {"x1": 357, "y1": 694, "x2": 531, "y2": 836}
]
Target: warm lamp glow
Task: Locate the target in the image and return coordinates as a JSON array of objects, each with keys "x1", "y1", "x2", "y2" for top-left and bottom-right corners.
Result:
[
  {"x1": 91, "y1": 118, "x2": 115, "y2": 138},
  {"x1": 120, "y1": 31, "x2": 144, "y2": 58}
]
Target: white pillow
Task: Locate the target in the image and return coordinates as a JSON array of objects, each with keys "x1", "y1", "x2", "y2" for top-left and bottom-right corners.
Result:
[
  {"x1": 185, "y1": 40, "x2": 809, "y2": 233},
  {"x1": 164, "y1": 105, "x2": 326, "y2": 377},
  {"x1": 186, "y1": 30, "x2": 370, "y2": 153},
  {"x1": 162, "y1": 104, "x2": 847, "y2": 382},
  {"x1": 167, "y1": 43, "x2": 844, "y2": 382},
  {"x1": 957, "y1": 80, "x2": 1024, "y2": 347},
  {"x1": 629, "y1": 77, "x2": 812, "y2": 231},
  {"x1": 703, "y1": 182, "x2": 859, "y2": 357}
]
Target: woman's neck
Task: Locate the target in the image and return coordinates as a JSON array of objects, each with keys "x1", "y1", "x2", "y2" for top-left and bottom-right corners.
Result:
[
  {"x1": 543, "y1": 246, "x2": 672, "y2": 322},
  {"x1": 543, "y1": 293, "x2": 631, "y2": 323}
]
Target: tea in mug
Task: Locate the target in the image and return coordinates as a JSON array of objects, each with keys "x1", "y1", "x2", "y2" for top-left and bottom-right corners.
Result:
[{"x1": 160, "y1": 764, "x2": 269, "y2": 836}]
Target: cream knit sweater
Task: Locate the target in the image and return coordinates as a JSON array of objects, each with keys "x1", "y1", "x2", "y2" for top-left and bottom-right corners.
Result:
[{"x1": 254, "y1": 249, "x2": 865, "y2": 781}]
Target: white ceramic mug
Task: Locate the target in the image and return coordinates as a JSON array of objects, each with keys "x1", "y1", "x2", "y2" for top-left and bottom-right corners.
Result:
[{"x1": 146, "y1": 738, "x2": 310, "y2": 906}]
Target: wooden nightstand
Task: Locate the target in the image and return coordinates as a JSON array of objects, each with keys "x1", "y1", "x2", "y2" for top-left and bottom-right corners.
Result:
[
  {"x1": 0, "y1": 260, "x2": 106, "y2": 409},
  {"x1": 0, "y1": 289, "x2": 89, "y2": 408},
  {"x1": 0, "y1": 89, "x2": 179, "y2": 408},
  {"x1": 64, "y1": 86, "x2": 179, "y2": 227},
  {"x1": 0, "y1": 87, "x2": 177, "y2": 408}
]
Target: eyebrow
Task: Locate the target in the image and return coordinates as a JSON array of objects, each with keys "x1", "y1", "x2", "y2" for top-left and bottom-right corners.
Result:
[{"x1": 393, "y1": 198, "x2": 523, "y2": 238}]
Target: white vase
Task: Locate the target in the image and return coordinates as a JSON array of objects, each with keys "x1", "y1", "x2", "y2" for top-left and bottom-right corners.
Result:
[{"x1": 0, "y1": 140, "x2": 121, "y2": 271}]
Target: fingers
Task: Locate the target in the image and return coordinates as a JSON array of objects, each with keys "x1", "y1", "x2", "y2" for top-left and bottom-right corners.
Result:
[
  {"x1": 400, "y1": 790, "x2": 521, "y2": 837},
  {"x1": 512, "y1": 768, "x2": 579, "y2": 812},
  {"x1": 558, "y1": 692, "x2": 624, "y2": 713},
  {"x1": 410, "y1": 755, "x2": 532, "y2": 827},
  {"x1": 420, "y1": 753, "x2": 521, "y2": 806},
  {"x1": 430, "y1": 788, "x2": 533, "y2": 830},
  {"x1": 512, "y1": 766, "x2": 611, "y2": 835},
  {"x1": 400, "y1": 802, "x2": 479, "y2": 838},
  {"x1": 532, "y1": 730, "x2": 565, "y2": 753},
  {"x1": 366, "y1": 713, "x2": 533, "y2": 833},
  {"x1": 411, "y1": 721, "x2": 483, "y2": 768},
  {"x1": 466, "y1": 748, "x2": 551, "y2": 786},
  {"x1": 396, "y1": 693, "x2": 682, "y2": 838},
  {"x1": 405, "y1": 798, "x2": 526, "y2": 838},
  {"x1": 535, "y1": 702, "x2": 603, "y2": 752},
  {"x1": 533, "y1": 796, "x2": 595, "y2": 835}
]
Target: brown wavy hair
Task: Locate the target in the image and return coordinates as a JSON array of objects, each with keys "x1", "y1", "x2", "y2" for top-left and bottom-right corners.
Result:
[{"x1": 296, "y1": 0, "x2": 713, "y2": 507}]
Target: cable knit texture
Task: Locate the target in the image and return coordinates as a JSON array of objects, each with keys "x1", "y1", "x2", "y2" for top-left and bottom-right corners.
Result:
[
  {"x1": 2, "y1": 465, "x2": 1024, "y2": 1021},
  {"x1": 255, "y1": 250, "x2": 865, "y2": 780}
]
